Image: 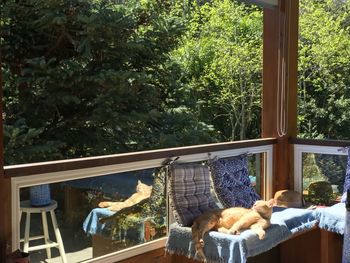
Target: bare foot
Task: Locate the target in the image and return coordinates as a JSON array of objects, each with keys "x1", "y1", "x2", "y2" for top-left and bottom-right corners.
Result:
[{"x1": 98, "y1": 201, "x2": 112, "y2": 208}]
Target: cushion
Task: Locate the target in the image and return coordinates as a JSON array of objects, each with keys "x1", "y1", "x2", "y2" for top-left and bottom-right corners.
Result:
[
  {"x1": 168, "y1": 163, "x2": 219, "y2": 227},
  {"x1": 209, "y1": 155, "x2": 260, "y2": 208}
]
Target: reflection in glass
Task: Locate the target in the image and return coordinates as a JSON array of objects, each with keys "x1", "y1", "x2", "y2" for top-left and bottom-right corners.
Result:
[
  {"x1": 19, "y1": 167, "x2": 167, "y2": 261},
  {"x1": 302, "y1": 153, "x2": 347, "y2": 205}
]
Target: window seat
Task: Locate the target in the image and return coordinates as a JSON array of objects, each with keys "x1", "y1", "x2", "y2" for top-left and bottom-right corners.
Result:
[{"x1": 166, "y1": 207, "x2": 318, "y2": 263}]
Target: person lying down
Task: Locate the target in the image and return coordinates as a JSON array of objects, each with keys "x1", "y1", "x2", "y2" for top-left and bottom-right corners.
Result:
[{"x1": 98, "y1": 180, "x2": 152, "y2": 212}]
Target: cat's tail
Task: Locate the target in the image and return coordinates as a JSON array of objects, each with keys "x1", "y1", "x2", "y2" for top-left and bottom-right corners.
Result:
[{"x1": 192, "y1": 221, "x2": 206, "y2": 262}]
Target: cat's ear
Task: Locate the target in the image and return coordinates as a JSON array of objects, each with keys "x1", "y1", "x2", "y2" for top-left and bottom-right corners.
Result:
[
  {"x1": 138, "y1": 180, "x2": 141, "y2": 184},
  {"x1": 267, "y1": 199, "x2": 276, "y2": 207}
]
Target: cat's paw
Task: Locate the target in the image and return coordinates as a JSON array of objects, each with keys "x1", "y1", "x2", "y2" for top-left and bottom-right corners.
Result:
[
  {"x1": 199, "y1": 239, "x2": 205, "y2": 247},
  {"x1": 258, "y1": 231, "x2": 266, "y2": 240},
  {"x1": 98, "y1": 201, "x2": 112, "y2": 208}
]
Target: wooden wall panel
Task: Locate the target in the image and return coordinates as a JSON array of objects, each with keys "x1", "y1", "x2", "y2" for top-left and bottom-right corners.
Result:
[{"x1": 280, "y1": 227, "x2": 321, "y2": 263}]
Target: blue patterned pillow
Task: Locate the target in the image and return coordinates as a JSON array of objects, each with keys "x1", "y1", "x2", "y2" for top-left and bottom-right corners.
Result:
[
  {"x1": 168, "y1": 163, "x2": 219, "y2": 227},
  {"x1": 209, "y1": 155, "x2": 260, "y2": 208}
]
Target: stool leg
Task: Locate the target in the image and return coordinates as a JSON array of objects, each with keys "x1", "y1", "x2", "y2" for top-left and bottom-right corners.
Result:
[
  {"x1": 23, "y1": 212, "x2": 31, "y2": 253},
  {"x1": 50, "y1": 210, "x2": 67, "y2": 263},
  {"x1": 42, "y1": 211, "x2": 51, "y2": 259}
]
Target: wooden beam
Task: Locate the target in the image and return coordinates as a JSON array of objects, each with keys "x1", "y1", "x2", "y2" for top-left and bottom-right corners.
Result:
[
  {"x1": 262, "y1": 0, "x2": 299, "y2": 193},
  {"x1": 5, "y1": 138, "x2": 277, "y2": 177}
]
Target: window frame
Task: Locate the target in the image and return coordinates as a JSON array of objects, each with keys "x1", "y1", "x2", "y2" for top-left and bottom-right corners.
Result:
[{"x1": 10, "y1": 139, "x2": 274, "y2": 262}]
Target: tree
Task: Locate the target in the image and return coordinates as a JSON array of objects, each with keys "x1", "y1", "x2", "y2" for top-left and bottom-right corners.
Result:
[
  {"x1": 298, "y1": 0, "x2": 350, "y2": 139},
  {"x1": 172, "y1": 0, "x2": 263, "y2": 141},
  {"x1": 1, "y1": 0, "x2": 217, "y2": 164}
]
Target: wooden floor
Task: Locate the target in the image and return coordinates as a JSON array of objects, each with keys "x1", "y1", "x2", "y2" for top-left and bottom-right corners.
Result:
[{"x1": 118, "y1": 227, "x2": 343, "y2": 263}]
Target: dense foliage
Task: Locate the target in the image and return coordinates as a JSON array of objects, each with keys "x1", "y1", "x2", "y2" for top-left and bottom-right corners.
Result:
[
  {"x1": 298, "y1": 0, "x2": 350, "y2": 139},
  {"x1": 172, "y1": 0, "x2": 262, "y2": 141},
  {"x1": 1, "y1": 0, "x2": 219, "y2": 164},
  {"x1": 1, "y1": 0, "x2": 350, "y2": 165}
]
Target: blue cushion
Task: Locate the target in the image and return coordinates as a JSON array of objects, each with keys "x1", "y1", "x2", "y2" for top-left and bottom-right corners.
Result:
[{"x1": 209, "y1": 155, "x2": 260, "y2": 208}]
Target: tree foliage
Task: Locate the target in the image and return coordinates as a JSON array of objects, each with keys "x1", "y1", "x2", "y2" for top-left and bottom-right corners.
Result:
[
  {"x1": 298, "y1": 0, "x2": 350, "y2": 139},
  {"x1": 172, "y1": 0, "x2": 262, "y2": 141},
  {"x1": 1, "y1": 0, "x2": 218, "y2": 164},
  {"x1": 3, "y1": 0, "x2": 350, "y2": 166}
]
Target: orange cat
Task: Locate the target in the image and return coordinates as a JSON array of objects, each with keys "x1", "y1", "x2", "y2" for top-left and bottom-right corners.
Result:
[
  {"x1": 274, "y1": 190, "x2": 303, "y2": 208},
  {"x1": 191, "y1": 199, "x2": 275, "y2": 261},
  {"x1": 99, "y1": 180, "x2": 152, "y2": 212}
]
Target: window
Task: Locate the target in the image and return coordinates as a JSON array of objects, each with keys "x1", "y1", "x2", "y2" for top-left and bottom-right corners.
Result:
[
  {"x1": 2, "y1": 0, "x2": 263, "y2": 165},
  {"x1": 11, "y1": 142, "x2": 273, "y2": 262},
  {"x1": 17, "y1": 168, "x2": 167, "y2": 261},
  {"x1": 301, "y1": 153, "x2": 346, "y2": 205},
  {"x1": 298, "y1": 0, "x2": 350, "y2": 140}
]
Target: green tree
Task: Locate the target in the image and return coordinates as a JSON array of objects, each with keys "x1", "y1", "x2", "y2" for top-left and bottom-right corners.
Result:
[
  {"x1": 1, "y1": 0, "x2": 217, "y2": 164},
  {"x1": 172, "y1": 0, "x2": 262, "y2": 141},
  {"x1": 298, "y1": 0, "x2": 350, "y2": 139}
]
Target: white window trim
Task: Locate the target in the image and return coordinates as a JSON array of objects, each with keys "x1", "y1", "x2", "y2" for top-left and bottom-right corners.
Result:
[
  {"x1": 11, "y1": 144, "x2": 273, "y2": 262},
  {"x1": 293, "y1": 144, "x2": 348, "y2": 194}
]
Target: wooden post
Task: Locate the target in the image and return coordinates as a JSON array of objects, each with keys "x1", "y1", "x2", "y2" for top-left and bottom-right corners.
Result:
[{"x1": 262, "y1": 0, "x2": 299, "y2": 193}]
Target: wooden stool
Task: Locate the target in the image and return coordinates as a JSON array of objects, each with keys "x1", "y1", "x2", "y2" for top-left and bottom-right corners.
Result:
[{"x1": 20, "y1": 200, "x2": 67, "y2": 263}]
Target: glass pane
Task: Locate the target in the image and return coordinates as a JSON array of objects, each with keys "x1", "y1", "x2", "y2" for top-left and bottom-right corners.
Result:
[
  {"x1": 248, "y1": 153, "x2": 262, "y2": 196},
  {"x1": 297, "y1": 0, "x2": 350, "y2": 140},
  {"x1": 19, "y1": 168, "x2": 166, "y2": 261},
  {"x1": 3, "y1": 1, "x2": 263, "y2": 165},
  {"x1": 302, "y1": 153, "x2": 346, "y2": 206}
]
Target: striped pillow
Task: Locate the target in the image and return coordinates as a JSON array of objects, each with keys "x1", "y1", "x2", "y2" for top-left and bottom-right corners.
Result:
[{"x1": 168, "y1": 163, "x2": 219, "y2": 227}]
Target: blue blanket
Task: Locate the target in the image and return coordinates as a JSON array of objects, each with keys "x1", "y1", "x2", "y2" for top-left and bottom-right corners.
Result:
[
  {"x1": 83, "y1": 208, "x2": 115, "y2": 236},
  {"x1": 166, "y1": 207, "x2": 318, "y2": 263},
  {"x1": 315, "y1": 203, "x2": 346, "y2": 235}
]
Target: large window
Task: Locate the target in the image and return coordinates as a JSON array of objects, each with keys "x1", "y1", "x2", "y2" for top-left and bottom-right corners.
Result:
[
  {"x1": 11, "y1": 143, "x2": 273, "y2": 262},
  {"x1": 2, "y1": 0, "x2": 263, "y2": 165},
  {"x1": 3, "y1": 0, "x2": 266, "y2": 262},
  {"x1": 298, "y1": 0, "x2": 350, "y2": 140}
]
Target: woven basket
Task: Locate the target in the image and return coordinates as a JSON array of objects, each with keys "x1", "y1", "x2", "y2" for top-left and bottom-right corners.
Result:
[{"x1": 30, "y1": 184, "x2": 51, "y2": 207}]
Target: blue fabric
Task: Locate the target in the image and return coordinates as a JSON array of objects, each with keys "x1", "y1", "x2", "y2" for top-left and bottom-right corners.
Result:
[
  {"x1": 166, "y1": 207, "x2": 317, "y2": 263},
  {"x1": 315, "y1": 203, "x2": 346, "y2": 235},
  {"x1": 341, "y1": 149, "x2": 350, "y2": 203},
  {"x1": 209, "y1": 155, "x2": 260, "y2": 209},
  {"x1": 83, "y1": 208, "x2": 115, "y2": 236},
  {"x1": 272, "y1": 207, "x2": 319, "y2": 234}
]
